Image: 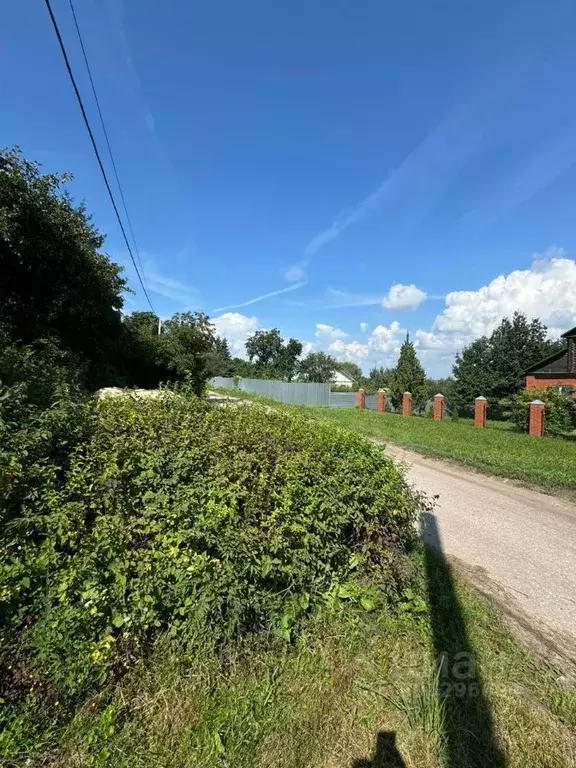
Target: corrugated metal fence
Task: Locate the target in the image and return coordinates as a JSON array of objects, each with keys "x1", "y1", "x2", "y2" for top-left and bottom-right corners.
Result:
[
  {"x1": 328, "y1": 392, "x2": 376, "y2": 410},
  {"x1": 210, "y1": 377, "x2": 330, "y2": 406},
  {"x1": 209, "y1": 377, "x2": 402, "y2": 410}
]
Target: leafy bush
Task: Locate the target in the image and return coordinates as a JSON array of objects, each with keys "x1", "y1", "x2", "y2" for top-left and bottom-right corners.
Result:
[
  {"x1": 501, "y1": 387, "x2": 576, "y2": 435},
  {"x1": 1, "y1": 390, "x2": 420, "y2": 749}
]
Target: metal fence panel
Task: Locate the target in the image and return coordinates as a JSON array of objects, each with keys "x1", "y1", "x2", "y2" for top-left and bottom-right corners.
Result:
[
  {"x1": 210, "y1": 377, "x2": 236, "y2": 390},
  {"x1": 365, "y1": 395, "x2": 377, "y2": 411},
  {"x1": 329, "y1": 392, "x2": 357, "y2": 408},
  {"x1": 209, "y1": 377, "x2": 330, "y2": 406}
]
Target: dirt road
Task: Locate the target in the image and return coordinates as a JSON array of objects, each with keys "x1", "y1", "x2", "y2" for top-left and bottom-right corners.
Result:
[{"x1": 386, "y1": 445, "x2": 576, "y2": 662}]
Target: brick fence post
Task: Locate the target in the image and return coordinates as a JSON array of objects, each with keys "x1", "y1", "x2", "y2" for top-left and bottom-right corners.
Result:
[
  {"x1": 376, "y1": 388, "x2": 386, "y2": 412},
  {"x1": 474, "y1": 396, "x2": 487, "y2": 427},
  {"x1": 402, "y1": 391, "x2": 412, "y2": 417},
  {"x1": 433, "y1": 393, "x2": 444, "y2": 421},
  {"x1": 529, "y1": 399, "x2": 545, "y2": 437},
  {"x1": 356, "y1": 388, "x2": 365, "y2": 410}
]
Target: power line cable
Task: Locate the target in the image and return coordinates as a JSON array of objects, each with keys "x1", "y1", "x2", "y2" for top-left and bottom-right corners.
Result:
[
  {"x1": 67, "y1": 0, "x2": 147, "y2": 282},
  {"x1": 43, "y1": 0, "x2": 155, "y2": 313}
]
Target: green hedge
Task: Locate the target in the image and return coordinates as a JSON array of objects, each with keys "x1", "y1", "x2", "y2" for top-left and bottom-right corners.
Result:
[
  {"x1": 501, "y1": 387, "x2": 576, "y2": 435},
  {"x1": 1, "y1": 390, "x2": 419, "y2": 745}
]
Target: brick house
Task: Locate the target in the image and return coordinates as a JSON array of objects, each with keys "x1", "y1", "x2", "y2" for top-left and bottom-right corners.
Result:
[{"x1": 524, "y1": 326, "x2": 576, "y2": 398}]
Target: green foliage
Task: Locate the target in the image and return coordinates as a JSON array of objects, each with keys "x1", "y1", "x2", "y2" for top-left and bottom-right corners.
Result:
[
  {"x1": 245, "y1": 329, "x2": 302, "y2": 381},
  {"x1": 205, "y1": 336, "x2": 234, "y2": 378},
  {"x1": 159, "y1": 312, "x2": 216, "y2": 395},
  {"x1": 389, "y1": 336, "x2": 427, "y2": 411},
  {"x1": 0, "y1": 389, "x2": 419, "y2": 747},
  {"x1": 362, "y1": 366, "x2": 394, "y2": 395},
  {"x1": 298, "y1": 351, "x2": 337, "y2": 383},
  {"x1": 501, "y1": 387, "x2": 576, "y2": 435},
  {"x1": 426, "y1": 377, "x2": 453, "y2": 402},
  {"x1": 452, "y1": 312, "x2": 563, "y2": 416},
  {"x1": 0, "y1": 147, "x2": 127, "y2": 389}
]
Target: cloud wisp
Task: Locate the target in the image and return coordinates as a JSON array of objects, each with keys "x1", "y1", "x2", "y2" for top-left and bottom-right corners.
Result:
[
  {"x1": 459, "y1": 125, "x2": 576, "y2": 232},
  {"x1": 213, "y1": 281, "x2": 306, "y2": 313},
  {"x1": 284, "y1": 60, "x2": 536, "y2": 284},
  {"x1": 145, "y1": 269, "x2": 199, "y2": 305},
  {"x1": 301, "y1": 99, "x2": 489, "y2": 259}
]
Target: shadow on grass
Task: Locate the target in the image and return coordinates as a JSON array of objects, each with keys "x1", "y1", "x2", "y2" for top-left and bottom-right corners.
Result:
[
  {"x1": 421, "y1": 512, "x2": 505, "y2": 767},
  {"x1": 352, "y1": 731, "x2": 406, "y2": 767}
]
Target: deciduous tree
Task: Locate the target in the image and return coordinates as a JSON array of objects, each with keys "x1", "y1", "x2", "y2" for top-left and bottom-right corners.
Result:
[
  {"x1": 298, "y1": 351, "x2": 337, "y2": 383},
  {"x1": 0, "y1": 147, "x2": 126, "y2": 388},
  {"x1": 245, "y1": 328, "x2": 302, "y2": 380}
]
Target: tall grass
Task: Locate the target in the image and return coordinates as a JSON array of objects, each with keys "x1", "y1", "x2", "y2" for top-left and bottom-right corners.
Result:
[{"x1": 48, "y1": 551, "x2": 576, "y2": 768}]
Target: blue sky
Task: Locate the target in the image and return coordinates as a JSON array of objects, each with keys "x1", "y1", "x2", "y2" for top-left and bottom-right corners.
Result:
[{"x1": 3, "y1": 0, "x2": 576, "y2": 374}]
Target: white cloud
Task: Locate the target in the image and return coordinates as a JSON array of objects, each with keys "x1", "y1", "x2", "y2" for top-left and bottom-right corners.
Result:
[
  {"x1": 306, "y1": 321, "x2": 404, "y2": 368},
  {"x1": 328, "y1": 339, "x2": 369, "y2": 361},
  {"x1": 315, "y1": 323, "x2": 348, "y2": 340},
  {"x1": 433, "y1": 251, "x2": 576, "y2": 338},
  {"x1": 360, "y1": 322, "x2": 369, "y2": 332},
  {"x1": 411, "y1": 250, "x2": 576, "y2": 374},
  {"x1": 368, "y1": 321, "x2": 404, "y2": 354},
  {"x1": 212, "y1": 312, "x2": 259, "y2": 357},
  {"x1": 382, "y1": 283, "x2": 427, "y2": 311}
]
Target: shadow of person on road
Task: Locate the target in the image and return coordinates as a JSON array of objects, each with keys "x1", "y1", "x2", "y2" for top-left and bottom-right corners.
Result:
[
  {"x1": 421, "y1": 511, "x2": 505, "y2": 767},
  {"x1": 352, "y1": 731, "x2": 406, "y2": 767}
]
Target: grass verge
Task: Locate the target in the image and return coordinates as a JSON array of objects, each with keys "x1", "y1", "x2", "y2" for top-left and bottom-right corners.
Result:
[
  {"x1": 42, "y1": 548, "x2": 576, "y2": 768},
  {"x1": 306, "y1": 407, "x2": 576, "y2": 490},
  {"x1": 210, "y1": 389, "x2": 576, "y2": 491}
]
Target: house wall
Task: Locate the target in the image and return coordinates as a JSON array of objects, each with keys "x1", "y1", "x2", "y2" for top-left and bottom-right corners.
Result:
[{"x1": 525, "y1": 375, "x2": 576, "y2": 397}]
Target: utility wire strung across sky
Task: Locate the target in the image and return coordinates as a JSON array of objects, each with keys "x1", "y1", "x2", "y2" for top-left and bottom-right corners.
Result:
[
  {"x1": 67, "y1": 0, "x2": 147, "y2": 284},
  {"x1": 43, "y1": 0, "x2": 155, "y2": 313}
]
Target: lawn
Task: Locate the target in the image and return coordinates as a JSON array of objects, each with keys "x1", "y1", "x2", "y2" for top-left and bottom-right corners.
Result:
[{"x1": 305, "y1": 407, "x2": 576, "y2": 491}]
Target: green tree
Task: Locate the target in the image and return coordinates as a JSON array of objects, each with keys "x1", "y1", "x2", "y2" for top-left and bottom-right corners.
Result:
[
  {"x1": 426, "y1": 376, "x2": 454, "y2": 402},
  {"x1": 206, "y1": 336, "x2": 234, "y2": 378},
  {"x1": 452, "y1": 312, "x2": 563, "y2": 415},
  {"x1": 246, "y1": 329, "x2": 283, "y2": 368},
  {"x1": 450, "y1": 337, "x2": 493, "y2": 415},
  {"x1": 245, "y1": 328, "x2": 302, "y2": 380},
  {"x1": 160, "y1": 312, "x2": 216, "y2": 395},
  {"x1": 0, "y1": 147, "x2": 127, "y2": 388},
  {"x1": 121, "y1": 311, "x2": 167, "y2": 388},
  {"x1": 389, "y1": 335, "x2": 427, "y2": 411},
  {"x1": 298, "y1": 351, "x2": 337, "y2": 383},
  {"x1": 365, "y1": 366, "x2": 394, "y2": 393},
  {"x1": 230, "y1": 357, "x2": 256, "y2": 378},
  {"x1": 273, "y1": 337, "x2": 303, "y2": 381}
]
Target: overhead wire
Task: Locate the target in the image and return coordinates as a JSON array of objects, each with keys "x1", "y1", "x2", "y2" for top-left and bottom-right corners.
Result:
[
  {"x1": 67, "y1": 0, "x2": 147, "y2": 284},
  {"x1": 42, "y1": 0, "x2": 155, "y2": 313}
]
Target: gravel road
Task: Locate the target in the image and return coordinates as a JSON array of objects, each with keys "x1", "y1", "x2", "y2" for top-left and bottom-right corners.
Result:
[{"x1": 385, "y1": 444, "x2": 576, "y2": 662}]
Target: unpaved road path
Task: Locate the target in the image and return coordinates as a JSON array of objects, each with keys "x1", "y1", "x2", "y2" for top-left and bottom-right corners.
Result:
[{"x1": 385, "y1": 444, "x2": 576, "y2": 663}]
